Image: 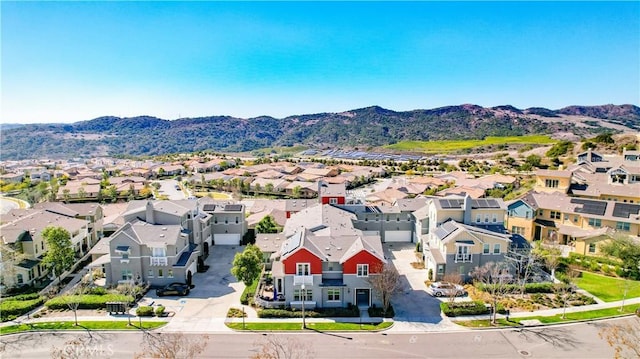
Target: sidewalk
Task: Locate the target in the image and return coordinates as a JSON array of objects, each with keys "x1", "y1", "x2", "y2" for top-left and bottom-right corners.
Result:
[
  {"x1": 449, "y1": 296, "x2": 640, "y2": 322},
  {"x1": 4, "y1": 297, "x2": 639, "y2": 333}
]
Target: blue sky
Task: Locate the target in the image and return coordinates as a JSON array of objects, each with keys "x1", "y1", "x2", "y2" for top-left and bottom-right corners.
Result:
[{"x1": 2, "y1": 1, "x2": 639, "y2": 124}]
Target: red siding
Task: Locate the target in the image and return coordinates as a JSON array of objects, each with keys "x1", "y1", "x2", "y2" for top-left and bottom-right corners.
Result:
[
  {"x1": 320, "y1": 197, "x2": 346, "y2": 205},
  {"x1": 282, "y1": 248, "x2": 323, "y2": 274},
  {"x1": 343, "y1": 251, "x2": 383, "y2": 274}
]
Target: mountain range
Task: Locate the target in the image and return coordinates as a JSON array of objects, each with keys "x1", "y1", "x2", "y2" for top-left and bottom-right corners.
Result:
[{"x1": 1, "y1": 104, "x2": 638, "y2": 160}]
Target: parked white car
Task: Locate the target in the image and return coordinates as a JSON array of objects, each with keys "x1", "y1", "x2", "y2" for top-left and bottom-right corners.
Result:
[{"x1": 428, "y1": 282, "x2": 466, "y2": 297}]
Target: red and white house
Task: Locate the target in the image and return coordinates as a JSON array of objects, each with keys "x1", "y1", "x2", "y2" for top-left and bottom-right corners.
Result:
[
  {"x1": 271, "y1": 204, "x2": 386, "y2": 309},
  {"x1": 318, "y1": 182, "x2": 346, "y2": 205}
]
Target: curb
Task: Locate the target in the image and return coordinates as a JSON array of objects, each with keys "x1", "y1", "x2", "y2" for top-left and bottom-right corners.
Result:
[{"x1": 455, "y1": 312, "x2": 639, "y2": 330}]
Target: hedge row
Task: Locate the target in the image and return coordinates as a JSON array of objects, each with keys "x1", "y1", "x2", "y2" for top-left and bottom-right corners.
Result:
[
  {"x1": 258, "y1": 306, "x2": 360, "y2": 318},
  {"x1": 240, "y1": 279, "x2": 259, "y2": 306},
  {"x1": 45, "y1": 294, "x2": 134, "y2": 310},
  {"x1": 477, "y1": 282, "x2": 556, "y2": 294},
  {"x1": 0, "y1": 297, "x2": 45, "y2": 321},
  {"x1": 0, "y1": 292, "x2": 41, "y2": 303},
  {"x1": 368, "y1": 305, "x2": 395, "y2": 318},
  {"x1": 440, "y1": 301, "x2": 489, "y2": 317}
]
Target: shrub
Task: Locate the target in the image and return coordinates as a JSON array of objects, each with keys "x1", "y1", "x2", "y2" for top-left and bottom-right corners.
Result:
[
  {"x1": 368, "y1": 305, "x2": 395, "y2": 318},
  {"x1": 428, "y1": 268, "x2": 433, "y2": 281},
  {"x1": 45, "y1": 294, "x2": 134, "y2": 310},
  {"x1": 258, "y1": 309, "x2": 318, "y2": 318},
  {"x1": 154, "y1": 305, "x2": 165, "y2": 316},
  {"x1": 257, "y1": 307, "x2": 360, "y2": 318},
  {"x1": 240, "y1": 279, "x2": 259, "y2": 305},
  {"x1": 86, "y1": 286, "x2": 108, "y2": 295},
  {"x1": 0, "y1": 292, "x2": 41, "y2": 302},
  {"x1": 227, "y1": 308, "x2": 246, "y2": 318},
  {"x1": 440, "y1": 301, "x2": 489, "y2": 317},
  {"x1": 136, "y1": 306, "x2": 154, "y2": 317},
  {"x1": 0, "y1": 297, "x2": 45, "y2": 322}
]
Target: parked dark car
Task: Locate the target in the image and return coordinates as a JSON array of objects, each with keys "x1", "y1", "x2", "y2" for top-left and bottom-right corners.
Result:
[{"x1": 156, "y1": 282, "x2": 190, "y2": 296}]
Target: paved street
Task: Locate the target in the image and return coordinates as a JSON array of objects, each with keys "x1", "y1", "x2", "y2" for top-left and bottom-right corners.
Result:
[
  {"x1": 155, "y1": 179, "x2": 187, "y2": 200},
  {"x1": 4, "y1": 317, "x2": 634, "y2": 358}
]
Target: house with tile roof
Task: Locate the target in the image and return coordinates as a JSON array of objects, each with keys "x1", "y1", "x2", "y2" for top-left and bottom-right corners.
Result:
[
  {"x1": 506, "y1": 191, "x2": 640, "y2": 255},
  {"x1": 1, "y1": 209, "x2": 90, "y2": 288},
  {"x1": 414, "y1": 195, "x2": 517, "y2": 281},
  {"x1": 267, "y1": 204, "x2": 386, "y2": 309},
  {"x1": 103, "y1": 220, "x2": 198, "y2": 286}
]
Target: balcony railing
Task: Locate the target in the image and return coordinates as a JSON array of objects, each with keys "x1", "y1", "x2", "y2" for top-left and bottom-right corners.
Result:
[
  {"x1": 293, "y1": 275, "x2": 313, "y2": 286},
  {"x1": 455, "y1": 254, "x2": 472, "y2": 263},
  {"x1": 150, "y1": 257, "x2": 168, "y2": 266}
]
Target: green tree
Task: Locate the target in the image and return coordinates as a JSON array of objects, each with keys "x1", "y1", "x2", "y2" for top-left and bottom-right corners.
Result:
[
  {"x1": 256, "y1": 215, "x2": 280, "y2": 234},
  {"x1": 292, "y1": 185, "x2": 301, "y2": 199},
  {"x1": 265, "y1": 183, "x2": 274, "y2": 193},
  {"x1": 600, "y1": 236, "x2": 640, "y2": 280},
  {"x1": 231, "y1": 244, "x2": 263, "y2": 286},
  {"x1": 594, "y1": 133, "x2": 614, "y2": 144},
  {"x1": 41, "y1": 226, "x2": 76, "y2": 284},
  {"x1": 525, "y1": 154, "x2": 542, "y2": 168}
]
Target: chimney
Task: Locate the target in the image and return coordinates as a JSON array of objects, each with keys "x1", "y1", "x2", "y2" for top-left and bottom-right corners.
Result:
[
  {"x1": 146, "y1": 200, "x2": 155, "y2": 224},
  {"x1": 463, "y1": 194, "x2": 472, "y2": 225}
]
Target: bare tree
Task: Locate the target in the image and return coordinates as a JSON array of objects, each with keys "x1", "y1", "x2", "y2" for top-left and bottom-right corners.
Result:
[
  {"x1": 64, "y1": 284, "x2": 87, "y2": 326},
  {"x1": 504, "y1": 249, "x2": 537, "y2": 297},
  {"x1": 555, "y1": 269, "x2": 578, "y2": 319},
  {"x1": 472, "y1": 261, "x2": 512, "y2": 325},
  {"x1": 368, "y1": 263, "x2": 401, "y2": 316},
  {"x1": 599, "y1": 318, "x2": 640, "y2": 359},
  {"x1": 251, "y1": 335, "x2": 314, "y2": 359},
  {"x1": 441, "y1": 273, "x2": 464, "y2": 304},
  {"x1": 134, "y1": 333, "x2": 209, "y2": 359}
]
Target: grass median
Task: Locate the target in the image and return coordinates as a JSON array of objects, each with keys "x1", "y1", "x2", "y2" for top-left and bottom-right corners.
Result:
[
  {"x1": 226, "y1": 321, "x2": 393, "y2": 331},
  {"x1": 0, "y1": 320, "x2": 166, "y2": 335},
  {"x1": 456, "y1": 304, "x2": 640, "y2": 328}
]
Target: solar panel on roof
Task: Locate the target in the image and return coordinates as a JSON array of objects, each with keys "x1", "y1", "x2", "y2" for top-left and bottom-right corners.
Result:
[
  {"x1": 202, "y1": 204, "x2": 216, "y2": 212},
  {"x1": 225, "y1": 204, "x2": 243, "y2": 212},
  {"x1": 486, "y1": 199, "x2": 499, "y2": 208},
  {"x1": 571, "y1": 198, "x2": 607, "y2": 216},
  {"x1": 612, "y1": 203, "x2": 640, "y2": 219}
]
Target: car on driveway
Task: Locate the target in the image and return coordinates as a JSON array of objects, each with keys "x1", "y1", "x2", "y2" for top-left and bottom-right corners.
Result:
[
  {"x1": 428, "y1": 282, "x2": 466, "y2": 297},
  {"x1": 156, "y1": 282, "x2": 190, "y2": 296}
]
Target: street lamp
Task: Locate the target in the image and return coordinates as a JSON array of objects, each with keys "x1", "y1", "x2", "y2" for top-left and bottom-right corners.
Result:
[{"x1": 301, "y1": 283, "x2": 306, "y2": 329}]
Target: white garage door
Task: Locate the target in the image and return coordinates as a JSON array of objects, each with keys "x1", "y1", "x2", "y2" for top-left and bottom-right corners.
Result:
[
  {"x1": 384, "y1": 230, "x2": 412, "y2": 242},
  {"x1": 214, "y1": 234, "x2": 241, "y2": 245}
]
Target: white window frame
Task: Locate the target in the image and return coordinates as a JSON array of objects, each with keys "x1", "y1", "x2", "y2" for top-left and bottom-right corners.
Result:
[
  {"x1": 327, "y1": 288, "x2": 340, "y2": 301},
  {"x1": 493, "y1": 243, "x2": 501, "y2": 254},
  {"x1": 492, "y1": 214, "x2": 497, "y2": 223},
  {"x1": 357, "y1": 264, "x2": 369, "y2": 277},
  {"x1": 158, "y1": 269, "x2": 164, "y2": 278},
  {"x1": 455, "y1": 245, "x2": 472, "y2": 263},
  {"x1": 296, "y1": 263, "x2": 310, "y2": 276},
  {"x1": 475, "y1": 214, "x2": 481, "y2": 223},
  {"x1": 329, "y1": 198, "x2": 338, "y2": 205},
  {"x1": 483, "y1": 243, "x2": 490, "y2": 254},
  {"x1": 148, "y1": 269, "x2": 154, "y2": 278}
]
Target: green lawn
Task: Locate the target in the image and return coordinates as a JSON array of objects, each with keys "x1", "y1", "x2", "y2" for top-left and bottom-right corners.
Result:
[
  {"x1": 385, "y1": 135, "x2": 556, "y2": 153},
  {"x1": 456, "y1": 304, "x2": 640, "y2": 328},
  {"x1": 226, "y1": 321, "x2": 392, "y2": 331},
  {"x1": 0, "y1": 321, "x2": 166, "y2": 335},
  {"x1": 575, "y1": 272, "x2": 640, "y2": 302}
]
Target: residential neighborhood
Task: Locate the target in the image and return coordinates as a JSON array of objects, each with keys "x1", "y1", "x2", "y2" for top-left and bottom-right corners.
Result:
[{"x1": 1, "y1": 147, "x2": 639, "y2": 358}]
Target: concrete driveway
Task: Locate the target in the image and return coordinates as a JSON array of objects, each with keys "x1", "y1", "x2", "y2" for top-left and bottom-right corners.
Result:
[
  {"x1": 151, "y1": 245, "x2": 245, "y2": 332},
  {"x1": 383, "y1": 243, "x2": 461, "y2": 332}
]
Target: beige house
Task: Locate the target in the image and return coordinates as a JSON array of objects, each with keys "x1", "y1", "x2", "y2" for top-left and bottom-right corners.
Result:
[
  {"x1": 506, "y1": 191, "x2": 640, "y2": 255},
  {"x1": 0, "y1": 209, "x2": 90, "y2": 288},
  {"x1": 415, "y1": 195, "x2": 517, "y2": 281}
]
